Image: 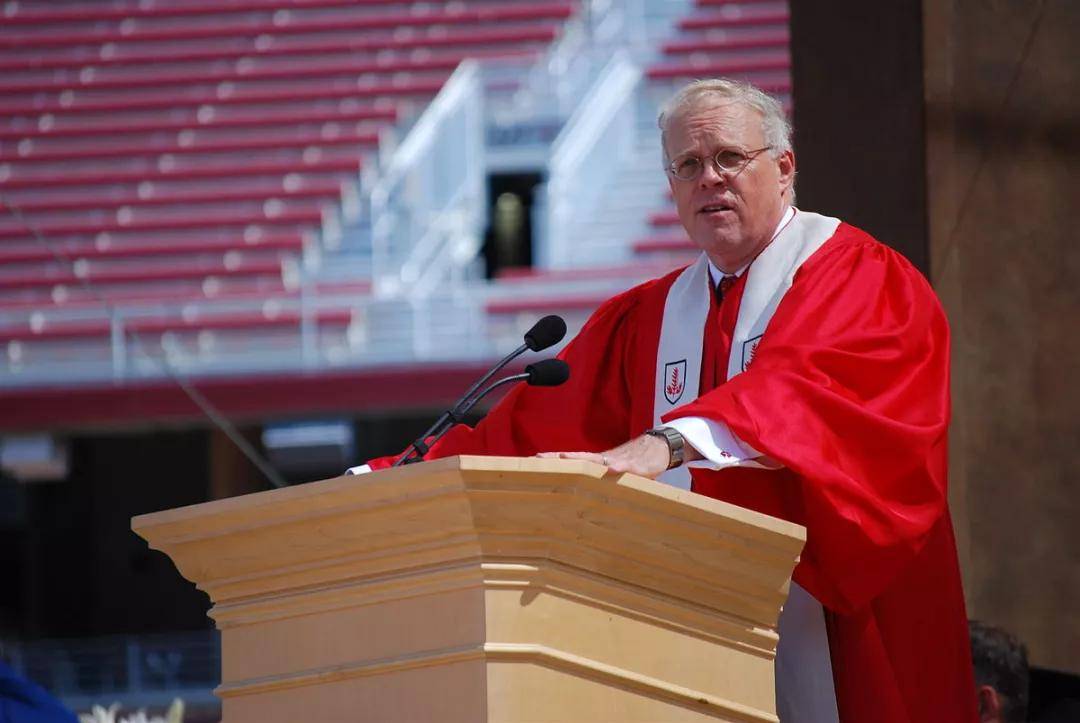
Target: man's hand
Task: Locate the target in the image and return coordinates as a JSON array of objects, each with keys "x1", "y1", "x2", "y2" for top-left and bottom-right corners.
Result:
[{"x1": 537, "y1": 433, "x2": 702, "y2": 479}]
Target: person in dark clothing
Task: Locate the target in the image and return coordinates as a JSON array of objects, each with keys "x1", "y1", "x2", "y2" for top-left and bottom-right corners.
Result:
[{"x1": 969, "y1": 620, "x2": 1030, "y2": 723}]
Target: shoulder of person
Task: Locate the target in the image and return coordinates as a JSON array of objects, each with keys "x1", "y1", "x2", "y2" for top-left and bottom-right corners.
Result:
[
  {"x1": 589, "y1": 264, "x2": 689, "y2": 319},
  {"x1": 569, "y1": 264, "x2": 690, "y2": 346},
  {"x1": 804, "y1": 219, "x2": 929, "y2": 281}
]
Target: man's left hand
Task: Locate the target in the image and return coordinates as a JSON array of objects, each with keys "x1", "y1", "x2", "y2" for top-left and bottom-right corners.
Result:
[{"x1": 538, "y1": 433, "x2": 694, "y2": 479}]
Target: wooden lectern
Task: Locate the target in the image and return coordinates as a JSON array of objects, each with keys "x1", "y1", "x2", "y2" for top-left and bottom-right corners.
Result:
[{"x1": 132, "y1": 456, "x2": 805, "y2": 722}]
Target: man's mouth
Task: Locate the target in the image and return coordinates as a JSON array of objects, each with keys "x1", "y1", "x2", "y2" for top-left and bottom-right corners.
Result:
[{"x1": 698, "y1": 203, "x2": 734, "y2": 214}]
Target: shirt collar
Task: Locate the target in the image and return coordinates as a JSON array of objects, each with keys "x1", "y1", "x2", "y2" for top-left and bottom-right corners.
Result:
[{"x1": 707, "y1": 205, "x2": 795, "y2": 286}]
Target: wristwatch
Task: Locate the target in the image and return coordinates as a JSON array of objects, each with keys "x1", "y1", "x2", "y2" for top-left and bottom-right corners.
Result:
[{"x1": 646, "y1": 426, "x2": 685, "y2": 470}]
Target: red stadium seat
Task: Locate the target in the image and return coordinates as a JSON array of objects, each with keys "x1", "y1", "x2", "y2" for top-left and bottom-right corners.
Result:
[
  {"x1": 485, "y1": 293, "x2": 608, "y2": 315},
  {"x1": 0, "y1": 205, "x2": 323, "y2": 242},
  {"x1": 494, "y1": 262, "x2": 686, "y2": 285},
  {"x1": 661, "y1": 29, "x2": 790, "y2": 55},
  {"x1": 0, "y1": 258, "x2": 286, "y2": 291},
  {"x1": 646, "y1": 51, "x2": 790, "y2": 80},
  {"x1": 0, "y1": 277, "x2": 294, "y2": 310},
  {"x1": 695, "y1": 0, "x2": 782, "y2": 6},
  {"x1": 0, "y1": 181, "x2": 342, "y2": 215},
  {"x1": 678, "y1": 8, "x2": 789, "y2": 31},
  {"x1": 0, "y1": 105, "x2": 398, "y2": 141},
  {"x1": 0, "y1": 307, "x2": 356, "y2": 343},
  {"x1": 3, "y1": 76, "x2": 446, "y2": 118},
  {"x1": 0, "y1": 233, "x2": 305, "y2": 265},
  {"x1": 0, "y1": 25, "x2": 561, "y2": 74},
  {"x1": 1, "y1": 0, "x2": 501, "y2": 25},
  {"x1": 0, "y1": 48, "x2": 536, "y2": 96},
  {"x1": 632, "y1": 236, "x2": 698, "y2": 255},
  {"x1": 0, "y1": 3, "x2": 575, "y2": 50},
  {"x1": 0, "y1": 158, "x2": 363, "y2": 191},
  {"x1": 647, "y1": 211, "x2": 681, "y2": 228},
  {"x1": 0, "y1": 128, "x2": 381, "y2": 164}
]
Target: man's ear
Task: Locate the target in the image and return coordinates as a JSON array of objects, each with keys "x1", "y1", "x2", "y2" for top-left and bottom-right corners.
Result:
[
  {"x1": 777, "y1": 149, "x2": 796, "y2": 196},
  {"x1": 976, "y1": 684, "x2": 1003, "y2": 722}
]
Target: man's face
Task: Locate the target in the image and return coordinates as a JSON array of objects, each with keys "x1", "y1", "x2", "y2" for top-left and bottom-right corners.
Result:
[{"x1": 664, "y1": 100, "x2": 795, "y2": 271}]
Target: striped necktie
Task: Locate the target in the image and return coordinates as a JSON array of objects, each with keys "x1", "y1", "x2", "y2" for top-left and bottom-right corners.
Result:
[{"x1": 716, "y1": 274, "x2": 738, "y2": 302}]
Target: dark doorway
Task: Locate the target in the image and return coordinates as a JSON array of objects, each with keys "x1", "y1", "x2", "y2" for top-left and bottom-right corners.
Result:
[{"x1": 482, "y1": 172, "x2": 542, "y2": 279}]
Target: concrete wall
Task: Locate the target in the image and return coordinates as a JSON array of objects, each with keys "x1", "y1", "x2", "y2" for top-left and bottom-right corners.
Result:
[{"x1": 924, "y1": 0, "x2": 1079, "y2": 673}]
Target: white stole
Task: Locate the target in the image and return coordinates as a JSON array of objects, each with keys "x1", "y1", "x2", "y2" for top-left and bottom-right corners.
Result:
[{"x1": 653, "y1": 209, "x2": 842, "y2": 723}]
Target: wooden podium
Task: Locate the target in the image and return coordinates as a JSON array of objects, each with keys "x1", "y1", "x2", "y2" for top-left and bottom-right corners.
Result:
[{"x1": 132, "y1": 456, "x2": 805, "y2": 722}]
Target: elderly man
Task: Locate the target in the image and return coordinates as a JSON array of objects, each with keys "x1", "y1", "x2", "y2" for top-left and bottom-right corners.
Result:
[{"x1": 361, "y1": 79, "x2": 976, "y2": 721}]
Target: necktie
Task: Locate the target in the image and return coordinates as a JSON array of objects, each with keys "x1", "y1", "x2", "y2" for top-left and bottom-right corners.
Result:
[{"x1": 716, "y1": 274, "x2": 737, "y2": 302}]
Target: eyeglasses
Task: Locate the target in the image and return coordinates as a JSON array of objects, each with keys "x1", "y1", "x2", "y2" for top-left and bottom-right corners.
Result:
[{"x1": 666, "y1": 146, "x2": 773, "y2": 181}]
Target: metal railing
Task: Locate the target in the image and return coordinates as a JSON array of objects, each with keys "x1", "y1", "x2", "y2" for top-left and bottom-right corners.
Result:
[
  {"x1": 0, "y1": 288, "x2": 490, "y2": 386},
  {"x1": 535, "y1": 54, "x2": 643, "y2": 269},
  {"x1": 367, "y1": 61, "x2": 486, "y2": 298},
  {"x1": 483, "y1": 0, "x2": 653, "y2": 152},
  {"x1": 7, "y1": 631, "x2": 220, "y2": 713}
]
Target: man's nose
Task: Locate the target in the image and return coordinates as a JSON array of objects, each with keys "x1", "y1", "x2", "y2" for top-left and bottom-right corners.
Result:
[{"x1": 698, "y1": 159, "x2": 727, "y2": 187}]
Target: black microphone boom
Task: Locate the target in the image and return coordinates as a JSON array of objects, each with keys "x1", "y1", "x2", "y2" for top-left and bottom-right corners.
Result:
[
  {"x1": 439, "y1": 359, "x2": 570, "y2": 426},
  {"x1": 392, "y1": 317, "x2": 568, "y2": 467}
]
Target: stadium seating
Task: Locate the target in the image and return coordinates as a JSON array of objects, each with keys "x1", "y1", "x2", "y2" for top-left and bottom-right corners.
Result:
[
  {"x1": 0, "y1": 0, "x2": 580, "y2": 363},
  {"x1": 0, "y1": 0, "x2": 794, "y2": 391}
]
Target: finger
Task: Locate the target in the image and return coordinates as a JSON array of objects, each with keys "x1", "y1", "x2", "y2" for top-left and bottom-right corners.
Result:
[
  {"x1": 536, "y1": 452, "x2": 611, "y2": 467},
  {"x1": 556, "y1": 451, "x2": 602, "y2": 461}
]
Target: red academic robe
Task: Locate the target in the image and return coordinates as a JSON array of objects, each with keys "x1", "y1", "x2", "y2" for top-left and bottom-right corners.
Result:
[{"x1": 369, "y1": 223, "x2": 977, "y2": 723}]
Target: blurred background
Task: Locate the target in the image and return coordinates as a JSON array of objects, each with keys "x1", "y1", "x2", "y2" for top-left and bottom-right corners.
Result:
[{"x1": 0, "y1": 0, "x2": 1076, "y2": 720}]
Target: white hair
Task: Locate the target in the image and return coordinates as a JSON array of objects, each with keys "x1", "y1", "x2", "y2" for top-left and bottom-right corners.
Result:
[{"x1": 657, "y1": 78, "x2": 792, "y2": 165}]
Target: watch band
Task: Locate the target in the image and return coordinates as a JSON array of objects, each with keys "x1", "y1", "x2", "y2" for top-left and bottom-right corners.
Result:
[{"x1": 646, "y1": 426, "x2": 685, "y2": 470}]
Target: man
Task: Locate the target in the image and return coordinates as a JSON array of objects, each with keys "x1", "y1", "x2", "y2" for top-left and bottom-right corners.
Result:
[
  {"x1": 361, "y1": 79, "x2": 976, "y2": 722},
  {"x1": 969, "y1": 620, "x2": 1029, "y2": 723}
]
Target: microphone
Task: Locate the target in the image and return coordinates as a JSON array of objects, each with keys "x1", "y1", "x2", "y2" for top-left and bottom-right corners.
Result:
[
  {"x1": 524, "y1": 358, "x2": 571, "y2": 386},
  {"x1": 524, "y1": 315, "x2": 567, "y2": 352},
  {"x1": 467, "y1": 359, "x2": 571, "y2": 402},
  {"x1": 392, "y1": 317, "x2": 568, "y2": 467}
]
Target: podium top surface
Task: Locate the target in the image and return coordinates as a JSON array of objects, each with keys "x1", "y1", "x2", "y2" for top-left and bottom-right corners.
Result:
[
  {"x1": 133, "y1": 455, "x2": 804, "y2": 541},
  {"x1": 132, "y1": 456, "x2": 805, "y2": 629}
]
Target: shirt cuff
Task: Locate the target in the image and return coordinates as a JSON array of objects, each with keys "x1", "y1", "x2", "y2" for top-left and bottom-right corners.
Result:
[
  {"x1": 664, "y1": 416, "x2": 765, "y2": 470},
  {"x1": 345, "y1": 464, "x2": 373, "y2": 476}
]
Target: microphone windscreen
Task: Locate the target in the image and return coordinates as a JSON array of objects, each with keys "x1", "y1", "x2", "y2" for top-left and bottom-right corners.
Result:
[
  {"x1": 523, "y1": 315, "x2": 567, "y2": 351},
  {"x1": 525, "y1": 359, "x2": 570, "y2": 387}
]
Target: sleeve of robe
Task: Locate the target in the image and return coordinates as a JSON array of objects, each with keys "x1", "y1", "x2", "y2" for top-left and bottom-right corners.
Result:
[
  {"x1": 365, "y1": 280, "x2": 660, "y2": 470},
  {"x1": 664, "y1": 232, "x2": 952, "y2": 616}
]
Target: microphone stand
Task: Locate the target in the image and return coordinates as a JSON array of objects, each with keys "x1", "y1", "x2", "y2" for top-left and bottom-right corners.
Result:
[{"x1": 392, "y1": 346, "x2": 529, "y2": 467}]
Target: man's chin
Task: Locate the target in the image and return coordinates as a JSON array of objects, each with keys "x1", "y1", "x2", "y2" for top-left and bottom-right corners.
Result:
[
  {"x1": 693, "y1": 231, "x2": 742, "y2": 254},
  {"x1": 692, "y1": 235, "x2": 755, "y2": 270}
]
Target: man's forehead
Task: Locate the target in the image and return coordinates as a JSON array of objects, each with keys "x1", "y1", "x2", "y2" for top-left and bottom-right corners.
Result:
[{"x1": 665, "y1": 100, "x2": 764, "y2": 149}]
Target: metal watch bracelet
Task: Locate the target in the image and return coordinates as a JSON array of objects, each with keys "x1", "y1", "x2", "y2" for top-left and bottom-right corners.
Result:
[{"x1": 646, "y1": 426, "x2": 685, "y2": 470}]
